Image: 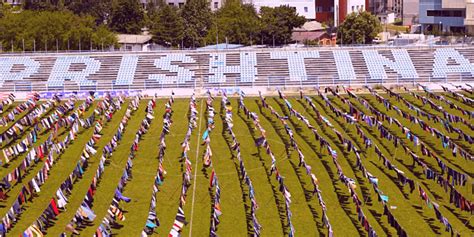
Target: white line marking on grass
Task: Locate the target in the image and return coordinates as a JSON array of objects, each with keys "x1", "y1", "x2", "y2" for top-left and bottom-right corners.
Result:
[{"x1": 189, "y1": 98, "x2": 204, "y2": 236}]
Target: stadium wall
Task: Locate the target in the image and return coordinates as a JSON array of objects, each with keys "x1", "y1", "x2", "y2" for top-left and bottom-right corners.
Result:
[{"x1": 0, "y1": 46, "x2": 473, "y2": 97}]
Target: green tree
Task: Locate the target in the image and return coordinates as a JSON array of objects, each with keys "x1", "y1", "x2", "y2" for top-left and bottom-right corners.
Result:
[
  {"x1": 0, "y1": 3, "x2": 6, "y2": 18},
  {"x1": 150, "y1": 4, "x2": 184, "y2": 47},
  {"x1": 205, "y1": 0, "x2": 259, "y2": 46},
  {"x1": 23, "y1": 0, "x2": 52, "y2": 11},
  {"x1": 144, "y1": 0, "x2": 160, "y2": 29},
  {"x1": 181, "y1": 0, "x2": 213, "y2": 48},
  {"x1": 109, "y1": 0, "x2": 145, "y2": 34},
  {"x1": 259, "y1": 5, "x2": 306, "y2": 45},
  {"x1": 0, "y1": 10, "x2": 116, "y2": 52},
  {"x1": 337, "y1": 11, "x2": 382, "y2": 44},
  {"x1": 66, "y1": 0, "x2": 113, "y2": 25},
  {"x1": 23, "y1": 0, "x2": 67, "y2": 11}
]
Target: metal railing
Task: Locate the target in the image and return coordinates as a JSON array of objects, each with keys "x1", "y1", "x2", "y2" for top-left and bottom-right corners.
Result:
[
  {"x1": 2, "y1": 73, "x2": 472, "y2": 93},
  {"x1": 1, "y1": 43, "x2": 474, "y2": 57}
]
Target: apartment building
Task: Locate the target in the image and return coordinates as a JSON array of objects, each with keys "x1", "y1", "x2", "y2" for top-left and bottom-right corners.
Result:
[
  {"x1": 419, "y1": 0, "x2": 473, "y2": 33},
  {"x1": 316, "y1": 0, "x2": 366, "y2": 26}
]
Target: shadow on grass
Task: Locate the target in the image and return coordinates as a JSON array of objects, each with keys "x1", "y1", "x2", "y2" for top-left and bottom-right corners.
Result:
[
  {"x1": 300, "y1": 98, "x2": 373, "y2": 206},
  {"x1": 218, "y1": 102, "x2": 257, "y2": 236},
  {"x1": 442, "y1": 93, "x2": 474, "y2": 110},
  {"x1": 361, "y1": 95, "x2": 472, "y2": 177},
  {"x1": 322, "y1": 99, "x2": 439, "y2": 235},
  {"x1": 268, "y1": 99, "x2": 367, "y2": 236},
  {"x1": 349, "y1": 96, "x2": 473, "y2": 231},
  {"x1": 412, "y1": 204, "x2": 443, "y2": 235},
  {"x1": 444, "y1": 205, "x2": 474, "y2": 231},
  {"x1": 323, "y1": 98, "x2": 427, "y2": 206},
  {"x1": 235, "y1": 101, "x2": 290, "y2": 236},
  {"x1": 401, "y1": 95, "x2": 474, "y2": 148},
  {"x1": 255, "y1": 99, "x2": 325, "y2": 236}
]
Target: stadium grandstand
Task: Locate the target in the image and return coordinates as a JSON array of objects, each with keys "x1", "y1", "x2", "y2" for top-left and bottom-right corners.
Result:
[{"x1": 0, "y1": 46, "x2": 473, "y2": 96}]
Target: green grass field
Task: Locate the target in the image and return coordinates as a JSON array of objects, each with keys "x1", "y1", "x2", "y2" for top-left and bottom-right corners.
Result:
[{"x1": 0, "y1": 91, "x2": 472, "y2": 236}]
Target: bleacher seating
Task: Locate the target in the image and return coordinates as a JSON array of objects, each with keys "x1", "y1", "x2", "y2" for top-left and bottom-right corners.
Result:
[
  {"x1": 270, "y1": 51, "x2": 320, "y2": 82},
  {"x1": 362, "y1": 49, "x2": 419, "y2": 81},
  {"x1": 0, "y1": 57, "x2": 40, "y2": 87},
  {"x1": 47, "y1": 56, "x2": 100, "y2": 88},
  {"x1": 333, "y1": 50, "x2": 356, "y2": 81},
  {"x1": 116, "y1": 55, "x2": 139, "y2": 86},
  {"x1": 0, "y1": 46, "x2": 473, "y2": 92},
  {"x1": 148, "y1": 54, "x2": 196, "y2": 85},
  {"x1": 208, "y1": 52, "x2": 256, "y2": 84},
  {"x1": 432, "y1": 48, "x2": 474, "y2": 78}
]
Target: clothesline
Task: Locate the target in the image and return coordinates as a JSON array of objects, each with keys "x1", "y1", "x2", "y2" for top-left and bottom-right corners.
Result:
[
  {"x1": 381, "y1": 87, "x2": 473, "y2": 154},
  {"x1": 0, "y1": 94, "x2": 58, "y2": 147},
  {"x1": 1, "y1": 95, "x2": 78, "y2": 164},
  {"x1": 440, "y1": 85, "x2": 474, "y2": 106},
  {"x1": 141, "y1": 93, "x2": 174, "y2": 236},
  {"x1": 0, "y1": 93, "x2": 15, "y2": 115},
  {"x1": 413, "y1": 85, "x2": 473, "y2": 121},
  {"x1": 63, "y1": 95, "x2": 137, "y2": 235},
  {"x1": 366, "y1": 86, "x2": 472, "y2": 161},
  {"x1": 168, "y1": 94, "x2": 198, "y2": 237},
  {"x1": 283, "y1": 90, "x2": 399, "y2": 236},
  {"x1": 202, "y1": 92, "x2": 222, "y2": 236},
  {"x1": 222, "y1": 92, "x2": 262, "y2": 236},
  {"x1": 343, "y1": 88, "x2": 471, "y2": 183},
  {"x1": 257, "y1": 91, "x2": 335, "y2": 236},
  {"x1": 24, "y1": 94, "x2": 128, "y2": 236},
  {"x1": 0, "y1": 94, "x2": 122, "y2": 235},
  {"x1": 95, "y1": 95, "x2": 156, "y2": 237},
  {"x1": 0, "y1": 96, "x2": 95, "y2": 200},
  {"x1": 315, "y1": 90, "x2": 468, "y2": 236},
  {"x1": 0, "y1": 94, "x2": 38, "y2": 128},
  {"x1": 337, "y1": 89, "x2": 472, "y2": 213},
  {"x1": 320, "y1": 88, "x2": 467, "y2": 234},
  {"x1": 241, "y1": 92, "x2": 295, "y2": 237},
  {"x1": 300, "y1": 94, "x2": 378, "y2": 237}
]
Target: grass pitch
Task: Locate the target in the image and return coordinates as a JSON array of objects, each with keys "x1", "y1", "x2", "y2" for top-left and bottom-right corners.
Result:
[{"x1": 0, "y1": 91, "x2": 472, "y2": 237}]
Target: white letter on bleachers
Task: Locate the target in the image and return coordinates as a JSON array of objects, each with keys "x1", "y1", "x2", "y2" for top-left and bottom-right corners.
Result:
[
  {"x1": 270, "y1": 51, "x2": 320, "y2": 81},
  {"x1": 47, "y1": 56, "x2": 101, "y2": 87},
  {"x1": 432, "y1": 48, "x2": 474, "y2": 78},
  {"x1": 116, "y1": 55, "x2": 139, "y2": 86},
  {"x1": 208, "y1": 52, "x2": 257, "y2": 83},
  {"x1": 333, "y1": 50, "x2": 356, "y2": 80},
  {"x1": 0, "y1": 57, "x2": 40, "y2": 86},
  {"x1": 148, "y1": 54, "x2": 195, "y2": 84},
  {"x1": 362, "y1": 49, "x2": 418, "y2": 80}
]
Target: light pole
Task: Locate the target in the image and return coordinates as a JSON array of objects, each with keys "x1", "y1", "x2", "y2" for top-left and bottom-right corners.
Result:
[{"x1": 439, "y1": 21, "x2": 442, "y2": 34}]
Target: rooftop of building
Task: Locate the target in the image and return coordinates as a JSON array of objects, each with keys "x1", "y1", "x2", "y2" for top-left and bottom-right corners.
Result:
[{"x1": 117, "y1": 34, "x2": 153, "y2": 44}]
